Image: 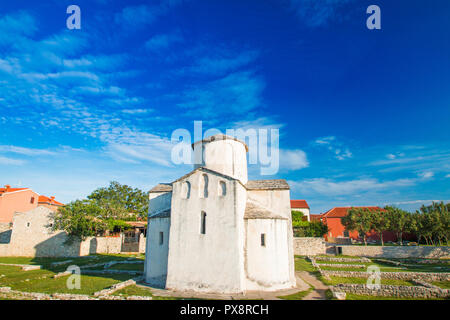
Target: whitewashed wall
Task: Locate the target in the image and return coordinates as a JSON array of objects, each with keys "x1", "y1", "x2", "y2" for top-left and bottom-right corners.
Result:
[
  {"x1": 247, "y1": 189, "x2": 296, "y2": 287},
  {"x1": 165, "y1": 171, "x2": 246, "y2": 293},
  {"x1": 244, "y1": 218, "x2": 293, "y2": 291},
  {"x1": 144, "y1": 217, "x2": 170, "y2": 287}
]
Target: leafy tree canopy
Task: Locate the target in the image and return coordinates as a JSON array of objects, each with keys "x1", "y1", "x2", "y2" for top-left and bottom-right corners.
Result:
[{"x1": 52, "y1": 181, "x2": 148, "y2": 242}]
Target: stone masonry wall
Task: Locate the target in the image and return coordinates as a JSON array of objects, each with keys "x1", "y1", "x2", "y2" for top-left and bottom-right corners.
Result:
[
  {"x1": 0, "y1": 234, "x2": 123, "y2": 257},
  {"x1": 322, "y1": 270, "x2": 450, "y2": 282},
  {"x1": 339, "y1": 245, "x2": 450, "y2": 259},
  {"x1": 0, "y1": 207, "x2": 124, "y2": 257},
  {"x1": 332, "y1": 283, "x2": 449, "y2": 299},
  {"x1": 293, "y1": 237, "x2": 326, "y2": 256}
]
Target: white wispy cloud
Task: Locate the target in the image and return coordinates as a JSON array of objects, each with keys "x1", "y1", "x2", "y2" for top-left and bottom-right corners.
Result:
[
  {"x1": 229, "y1": 117, "x2": 285, "y2": 131},
  {"x1": 145, "y1": 32, "x2": 183, "y2": 51},
  {"x1": 115, "y1": 1, "x2": 186, "y2": 29},
  {"x1": 314, "y1": 136, "x2": 352, "y2": 160},
  {"x1": 178, "y1": 71, "x2": 265, "y2": 118},
  {"x1": 0, "y1": 145, "x2": 56, "y2": 156},
  {"x1": 418, "y1": 171, "x2": 434, "y2": 179},
  {"x1": 121, "y1": 108, "x2": 153, "y2": 115},
  {"x1": 289, "y1": 177, "x2": 416, "y2": 196},
  {"x1": 280, "y1": 149, "x2": 309, "y2": 170},
  {"x1": 178, "y1": 50, "x2": 259, "y2": 76},
  {"x1": 0, "y1": 156, "x2": 25, "y2": 165},
  {"x1": 288, "y1": 0, "x2": 355, "y2": 28}
]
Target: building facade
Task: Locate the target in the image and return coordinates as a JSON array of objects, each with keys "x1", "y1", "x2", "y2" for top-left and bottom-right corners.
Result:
[
  {"x1": 290, "y1": 200, "x2": 310, "y2": 221},
  {"x1": 144, "y1": 135, "x2": 296, "y2": 293},
  {"x1": 316, "y1": 207, "x2": 399, "y2": 243},
  {"x1": 0, "y1": 185, "x2": 63, "y2": 224}
]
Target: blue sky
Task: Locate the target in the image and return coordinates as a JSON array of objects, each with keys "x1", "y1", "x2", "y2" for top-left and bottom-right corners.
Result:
[{"x1": 0, "y1": 0, "x2": 449, "y2": 213}]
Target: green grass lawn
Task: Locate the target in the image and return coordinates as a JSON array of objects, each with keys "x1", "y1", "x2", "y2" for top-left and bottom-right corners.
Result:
[
  {"x1": 109, "y1": 263, "x2": 144, "y2": 271},
  {"x1": 432, "y1": 281, "x2": 450, "y2": 289},
  {"x1": 0, "y1": 254, "x2": 146, "y2": 296},
  {"x1": 294, "y1": 256, "x2": 316, "y2": 272},
  {"x1": 277, "y1": 287, "x2": 313, "y2": 300},
  {"x1": 0, "y1": 265, "x2": 54, "y2": 286}
]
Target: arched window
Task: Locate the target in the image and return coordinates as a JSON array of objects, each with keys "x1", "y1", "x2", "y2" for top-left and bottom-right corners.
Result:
[
  {"x1": 182, "y1": 181, "x2": 191, "y2": 199},
  {"x1": 200, "y1": 211, "x2": 207, "y2": 234},
  {"x1": 219, "y1": 181, "x2": 226, "y2": 196},
  {"x1": 200, "y1": 174, "x2": 208, "y2": 198}
]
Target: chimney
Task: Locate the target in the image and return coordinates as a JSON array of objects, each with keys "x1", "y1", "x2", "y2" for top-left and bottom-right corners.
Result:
[
  {"x1": 51, "y1": 196, "x2": 55, "y2": 203},
  {"x1": 5, "y1": 185, "x2": 11, "y2": 191}
]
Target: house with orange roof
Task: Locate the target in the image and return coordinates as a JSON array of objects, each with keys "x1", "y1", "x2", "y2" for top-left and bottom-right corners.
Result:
[
  {"x1": 0, "y1": 185, "x2": 63, "y2": 224},
  {"x1": 290, "y1": 200, "x2": 310, "y2": 221},
  {"x1": 316, "y1": 206, "x2": 398, "y2": 243},
  {"x1": 37, "y1": 195, "x2": 64, "y2": 211}
]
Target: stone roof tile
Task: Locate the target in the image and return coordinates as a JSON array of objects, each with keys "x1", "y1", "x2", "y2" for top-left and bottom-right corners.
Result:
[
  {"x1": 244, "y1": 200, "x2": 287, "y2": 220},
  {"x1": 149, "y1": 183, "x2": 173, "y2": 193},
  {"x1": 149, "y1": 209, "x2": 171, "y2": 219},
  {"x1": 245, "y1": 179, "x2": 290, "y2": 190}
]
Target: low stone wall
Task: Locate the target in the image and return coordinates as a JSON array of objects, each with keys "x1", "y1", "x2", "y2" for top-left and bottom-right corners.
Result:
[
  {"x1": 0, "y1": 234, "x2": 123, "y2": 257},
  {"x1": 317, "y1": 263, "x2": 366, "y2": 269},
  {"x1": 0, "y1": 207, "x2": 148, "y2": 257},
  {"x1": 322, "y1": 270, "x2": 450, "y2": 282},
  {"x1": 338, "y1": 245, "x2": 450, "y2": 259},
  {"x1": 294, "y1": 237, "x2": 326, "y2": 256},
  {"x1": 316, "y1": 256, "x2": 371, "y2": 263},
  {"x1": 332, "y1": 283, "x2": 449, "y2": 299},
  {"x1": 139, "y1": 234, "x2": 146, "y2": 253}
]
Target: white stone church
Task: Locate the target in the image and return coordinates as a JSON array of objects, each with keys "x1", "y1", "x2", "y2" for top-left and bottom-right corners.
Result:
[{"x1": 144, "y1": 134, "x2": 296, "y2": 293}]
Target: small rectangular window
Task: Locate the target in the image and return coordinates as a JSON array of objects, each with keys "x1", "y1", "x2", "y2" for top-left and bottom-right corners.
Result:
[
  {"x1": 261, "y1": 233, "x2": 266, "y2": 247},
  {"x1": 30, "y1": 197, "x2": 35, "y2": 204},
  {"x1": 201, "y1": 212, "x2": 206, "y2": 234},
  {"x1": 159, "y1": 232, "x2": 163, "y2": 245}
]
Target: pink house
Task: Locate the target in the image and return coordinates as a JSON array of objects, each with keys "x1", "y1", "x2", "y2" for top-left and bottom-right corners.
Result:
[{"x1": 0, "y1": 185, "x2": 63, "y2": 223}]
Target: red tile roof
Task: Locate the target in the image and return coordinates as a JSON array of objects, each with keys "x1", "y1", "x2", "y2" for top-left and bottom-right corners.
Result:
[
  {"x1": 290, "y1": 200, "x2": 309, "y2": 209},
  {"x1": 0, "y1": 187, "x2": 28, "y2": 195},
  {"x1": 310, "y1": 214, "x2": 324, "y2": 222},
  {"x1": 322, "y1": 206, "x2": 384, "y2": 218},
  {"x1": 38, "y1": 195, "x2": 64, "y2": 206}
]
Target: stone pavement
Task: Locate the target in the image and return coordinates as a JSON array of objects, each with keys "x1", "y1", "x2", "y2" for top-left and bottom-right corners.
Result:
[
  {"x1": 136, "y1": 274, "x2": 311, "y2": 300},
  {"x1": 297, "y1": 271, "x2": 330, "y2": 300}
]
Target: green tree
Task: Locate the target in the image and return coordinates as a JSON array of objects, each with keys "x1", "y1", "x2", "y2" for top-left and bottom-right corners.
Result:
[
  {"x1": 369, "y1": 209, "x2": 389, "y2": 246},
  {"x1": 417, "y1": 202, "x2": 449, "y2": 245},
  {"x1": 385, "y1": 206, "x2": 410, "y2": 245},
  {"x1": 52, "y1": 181, "x2": 149, "y2": 242},
  {"x1": 291, "y1": 211, "x2": 328, "y2": 237},
  {"x1": 341, "y1": 207, "x2": 372, "y2": 246},
  {"x1": 408, "y1": 212, "x2": 424, "y2": 245},
  {"x1": 88, "y1": 181, "x2": 149, "y2": 220},
  {"x1": 52, "y1": 200, "x2": 106, "y2": 243},
  {"x1": 291, "y1": 210, "x2": 306, "y2": 228}
]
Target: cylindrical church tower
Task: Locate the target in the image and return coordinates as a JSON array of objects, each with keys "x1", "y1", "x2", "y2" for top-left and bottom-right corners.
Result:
[{"x1": 192, "y1": 134, "x2": 248, "y2": 184}]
